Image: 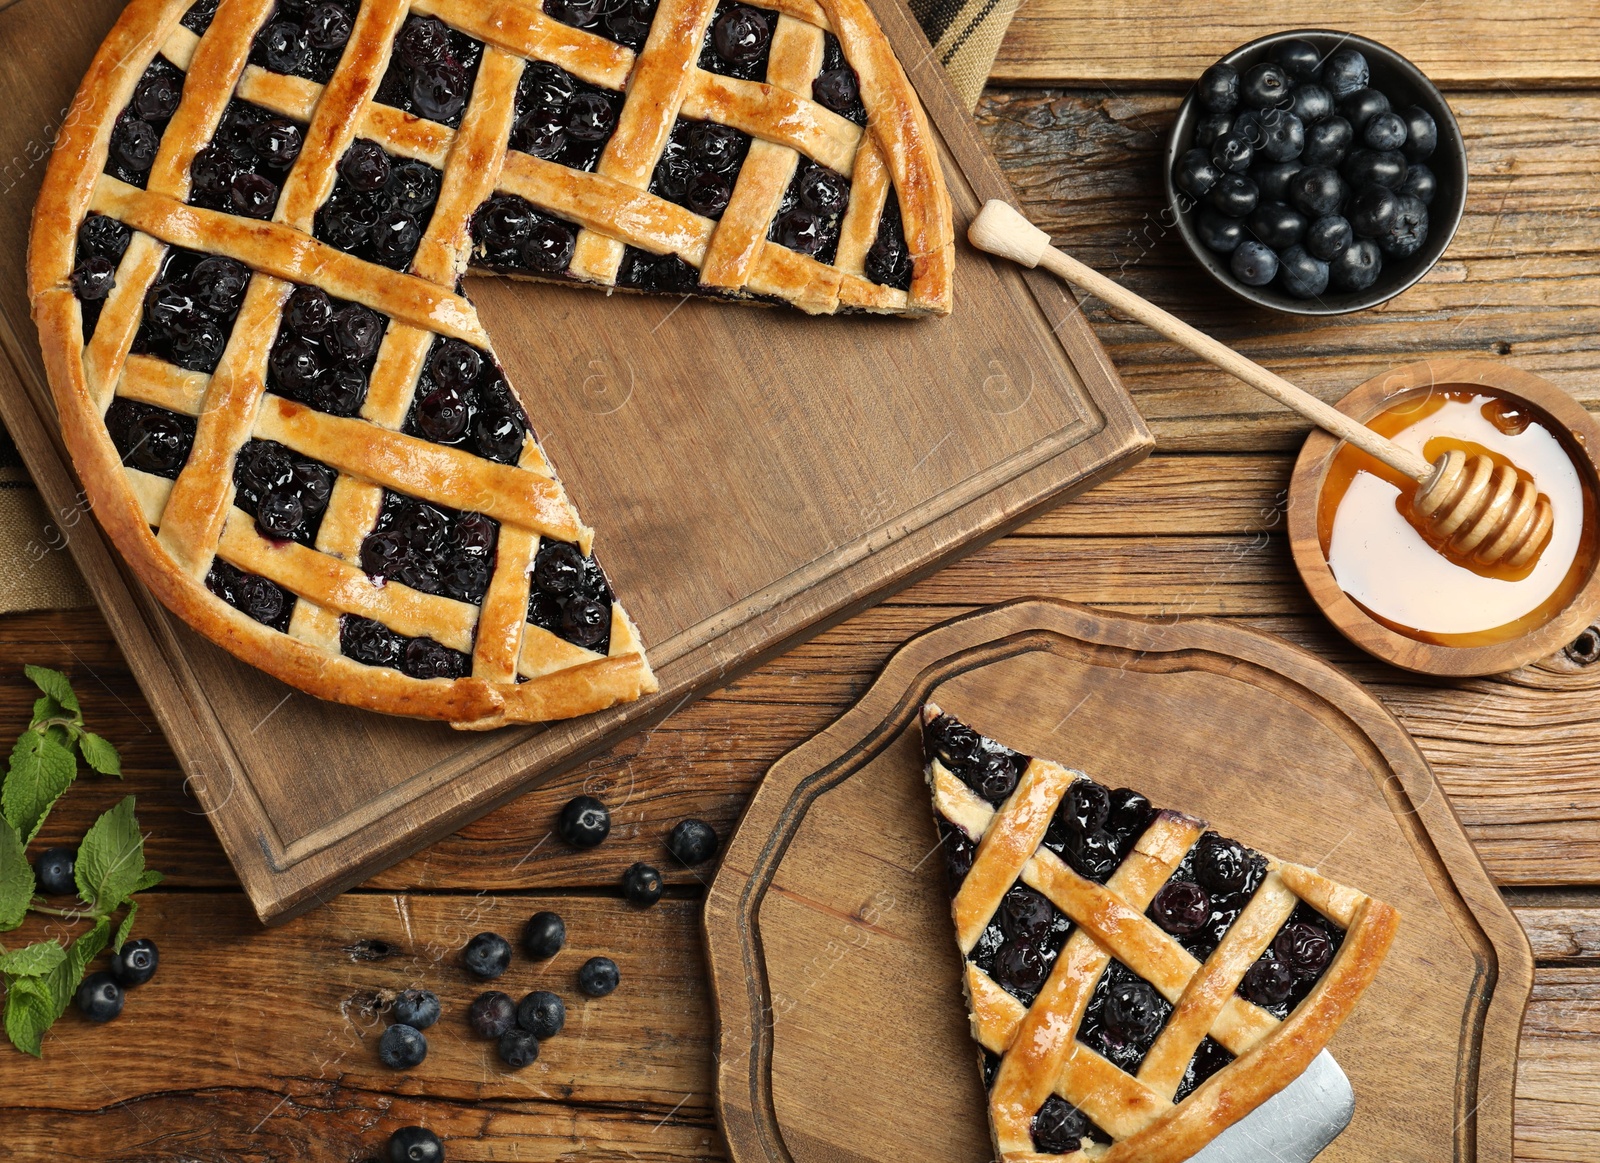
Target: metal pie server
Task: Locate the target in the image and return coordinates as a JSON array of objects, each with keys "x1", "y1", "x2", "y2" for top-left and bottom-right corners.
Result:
[{"x1": 1189, "y1": 1051, "x2": 1355, "y2": 1163}]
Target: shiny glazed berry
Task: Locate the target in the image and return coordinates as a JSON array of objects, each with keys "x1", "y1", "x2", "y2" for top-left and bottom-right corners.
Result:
[
  {"x1": 411, "y1": 58, "x2": 469, "y2": 122},
  {"x1": 1061, "y1": 780, "x2": 1110, "y2": 834},
  {"x1": 565, "y1": 91, "x2": 616, "y2": 141},
  {"x1": 686, "y1": 172, "x2": 732, "y2": 217},
  {"x1": 991, "y1": 940, "x2": 1049, "y2": 998},
  {"x1": 1193, "y1": 835, "x2": 1249, "y2": 894},
  {"x1": 251, "y1": 117, "x2": 303, "y2": 168},
  {"x1": 72, "y1": 255, "x2": 117, "y2": 301},
  {"x1": 306, "y1": 1, "x2": 352, "y2": 50},
  {"x1": 1150, "y1": 881, "x2": 1211, "y2": 936},
  {"x1": 393, "y1": 989, "x2": 441, "y2": 1029},
  {"x1": 331, "y1": 305, "x2": 384, "y2": 362},
  {"x1": 379, "y1": 1023, "x2": 428, "y2": 1068},
  {"x1": 1274, "y1": 922, "x2": 1335, "y2": 977},
  {"x1": 622, "y1": 862, "x2": 663, "y2": 907},
  {"x1": 261, "y1": 20, "x2": 310, "y2": 73},
  {"x1": 517, "y1": 990, "x2": 565, "y2": 1039},
  {"x1": 557, "y1": 795, "x2": 610, "y2": 847},
  {"x1": 33, "y1": 846, "x2": 77, "y2": 896},
  {"x1": 340, "y1": 138, "x2": 391, "y2": 190},
  {"x1": 713, "y1": 5, "x2": 770, "y2": 61},
  {"x1": 234, "y1": 574, "x2": 286, "y2": 624},
  {"x1": 970, "y1": 750, "x2": 1018, "y2": 804},
  {"x1": 255, "y1": 489, "x2": 305, "y2": 539},
  {"x1": 429, "y1": 340, "x2": 482, "y2": 389},
  {"x1": 396, "y1": 15, "x2": 451, "y2": 68},
  {"x1": 523, "y1": 219, "x2": 575, "y2": 271},
  {"x1": 109, "y1": 938, "x2": 160, "y2": 987},
  {"x1": 1031, "y1": 1095, "x2": 1089, "y2": 1154},
  {"x1": 523, "y1": 911, "x2": 566, "y2": 959},
  {"x1": 1241, "y1": 957, "x2": 1294, "y2": 1007},
  {"x1": 133, "y1": 72, "x2": 182, "y2": 121},
  {"x1": 1105, "y1": 788, "x2": 1153, "y2": 838},
  {"x1": 113, "y1": 116, "x2": 160, "y2": 173},
  {"x1": 498, "y1": 1026, "x2": 540, "y2": 1068},
  {"x1": 577, "y1": 955, "x2": 620, "y2": 997},
  {"x1": 415, "y1": 385, "x2": 470, "y2": 442},
  {"x1": 666, "y1": 818, "x2": 718, "y2": 865},
  {"x1": 1104, "y1": 978, "x2": 1163, "y2": 1042},
  {"x1": 76, "y1": 972, "x2": 124, "y2": 1022},
  {"x1": 468, "y1": 991, "x2": 516, "y2": 1038},
  {"x1": 230, "y1": 171, "x2": 278, "y2": 218},
  {"x1": 463, "y1": 931, "x2": 513, "y2": 979},
  {"x1": 811, "y1": 67, "x2": 858, "y2": 113},
  {"x1": 774, "y1": 209, "x2": 822, "y2": 254},
  {"x1": 999, "y1": 885, "x2": 1054, "y2": 942},
  {"x1": 798, "y1": 168, "x2": 848, "y2": 216},
  {"x1": 388, "y1": 1126, "x2": 444, "y2": 1163},
  {"x1": 1065, "y1": 828, "x2": 1119, "y2": 881}
]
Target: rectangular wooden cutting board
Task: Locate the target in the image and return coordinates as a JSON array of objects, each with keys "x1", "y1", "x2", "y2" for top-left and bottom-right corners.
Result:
[{"x1": 0, "y1": 0, "x2": 1150, "y2": 924}]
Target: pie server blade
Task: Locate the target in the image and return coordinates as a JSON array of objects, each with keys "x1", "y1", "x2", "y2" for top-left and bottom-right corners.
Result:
[{"x1": 1188, "y1": 1050, "x2": 1354, "y2": 1163}]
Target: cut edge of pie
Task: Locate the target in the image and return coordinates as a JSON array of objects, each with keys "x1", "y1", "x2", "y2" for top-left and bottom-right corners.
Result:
[{"x1": 919, "y1": 702, "x2": 1400, "y2": 1163}]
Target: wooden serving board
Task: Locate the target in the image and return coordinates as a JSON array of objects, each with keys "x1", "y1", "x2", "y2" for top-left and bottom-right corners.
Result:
[
  {"x1": 0, "y1": 2, "x2": 1149, "y2": 922},
  {"x1": 705, "y1": 599, "x2": 1533, "y2": 1163}
]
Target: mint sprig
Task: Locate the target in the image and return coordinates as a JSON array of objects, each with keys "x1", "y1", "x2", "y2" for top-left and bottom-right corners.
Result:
[{"x1": 0, "y1": 667, "x2": 158, "y2": 1057}]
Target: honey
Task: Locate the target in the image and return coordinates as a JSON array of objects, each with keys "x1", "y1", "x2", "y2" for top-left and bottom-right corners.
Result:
[{"x1": 1317, "y1": 388, "x2": 1598, "y2": 647}]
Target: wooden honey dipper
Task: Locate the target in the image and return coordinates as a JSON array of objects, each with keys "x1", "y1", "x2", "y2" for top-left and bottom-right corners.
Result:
[{"x1": 969, "y1": 200, "x2": 1555, "y2": 570}]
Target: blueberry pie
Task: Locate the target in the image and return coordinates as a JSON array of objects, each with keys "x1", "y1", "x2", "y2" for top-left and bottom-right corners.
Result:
[{"x1": 921, "y1": 705, "x2": 1399, "y2": 1162}]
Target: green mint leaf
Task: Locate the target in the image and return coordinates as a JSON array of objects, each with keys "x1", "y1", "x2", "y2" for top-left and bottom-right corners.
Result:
[
  {"x1": 76, "y1": 732, "x2": 122, "y2": 778},
  {"x1": 30, "y1": 696, "x2": 62, "y2": 728},
  {"x1": 23, "y1": 667, "x2": 79, "y2": 718},
  {"x1": 3, "y1": 975, "x2": 55, "y2": 1057},
  {"x1": 0, "y1": 940, "x2": 66, "y2": 978},
  {"x1": 47, "y1": 918, "x2": 108, "y2": 1019},
  {"x1": 75, "y1": 796, "x2": 145, "y2": 915},
  {"x1": 2, "y1": 731, "x2": 78, "y2": 845},
  {"x1": 132, "y1": 869, "x2": 163, "y2": 892},
  {"x1": 113, "y1": 900, "x2": 138, "y2": 953},
  {"x1": 0, "y1": 824, "x2": 32, "y2": 932}
]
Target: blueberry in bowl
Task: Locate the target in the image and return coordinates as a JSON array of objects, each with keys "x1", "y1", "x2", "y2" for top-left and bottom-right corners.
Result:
[{"x1": 1165, "y1": 30, "x2": 1466, "y2": 315}]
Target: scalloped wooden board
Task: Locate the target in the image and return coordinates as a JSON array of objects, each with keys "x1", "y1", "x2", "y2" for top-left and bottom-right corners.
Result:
[
  {"x1": 0, "y1": 0, "x2": 1148, "y2": 923},
  {"x1": 705, "y1": 599, "x2": 1532, "y2": 1163}
]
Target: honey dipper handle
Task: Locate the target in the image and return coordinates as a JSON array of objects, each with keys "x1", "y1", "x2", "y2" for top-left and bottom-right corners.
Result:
[{"x1": 968, "y1": 200, "x2": 1436, "y2": 482}]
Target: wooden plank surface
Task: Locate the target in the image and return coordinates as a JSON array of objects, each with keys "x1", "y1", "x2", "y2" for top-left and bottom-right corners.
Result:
[
  {"x1": 992, "y1": 2, "x2": 1600, "y2": 87},
  {"x1": 7, "y1": 9, "x2": 1600, "y2": 1157}
]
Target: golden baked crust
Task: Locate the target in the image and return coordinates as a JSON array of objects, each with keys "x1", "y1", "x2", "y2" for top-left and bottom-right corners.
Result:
[{"x1": 921, "y1": 703, "x2": 1400, "y2": 1163}]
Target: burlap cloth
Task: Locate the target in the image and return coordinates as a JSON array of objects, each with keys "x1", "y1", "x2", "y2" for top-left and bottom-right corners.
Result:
[{"x1": 0, "y1": 2, "x2": 1017, "y2": 616}]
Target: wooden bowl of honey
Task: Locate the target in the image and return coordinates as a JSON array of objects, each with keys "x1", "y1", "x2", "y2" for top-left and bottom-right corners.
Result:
[{"x1": 1289, "y1": 358, "x2": 1600, "y2": 675}]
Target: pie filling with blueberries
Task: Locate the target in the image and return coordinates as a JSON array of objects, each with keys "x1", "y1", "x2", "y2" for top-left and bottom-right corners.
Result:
[
  {"x1": 920, "y1": 705, "x2": 1399, "y2": 1163},
  {"x1": 29, "y1": 0, "x2": 948, "y2": 725}
]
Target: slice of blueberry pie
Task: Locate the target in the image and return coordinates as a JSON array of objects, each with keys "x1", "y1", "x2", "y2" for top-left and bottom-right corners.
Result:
[{"x1": 920, "y1": 704, "x2": 1399, "y2": 1163}]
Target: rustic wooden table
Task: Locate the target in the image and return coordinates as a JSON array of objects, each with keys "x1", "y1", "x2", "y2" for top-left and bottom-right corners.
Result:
[{"x1": 3, "y1": 5, "x2": 1598, "y2": 1159}]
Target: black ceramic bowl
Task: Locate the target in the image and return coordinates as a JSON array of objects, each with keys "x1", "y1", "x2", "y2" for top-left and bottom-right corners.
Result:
[{"x1": 1165, "y1": 29, "x2": 1467, "y2": 315}]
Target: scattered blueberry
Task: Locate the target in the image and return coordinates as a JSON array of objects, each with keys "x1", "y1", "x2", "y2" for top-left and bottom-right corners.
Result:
[
  {"x1": 622, "y1": 862, "x2": 663, "y2": 907},
  {"x1": 1195, "y1": 208, "x2": 1245, "y2": 254},
  {"x1": 1250, "y1": 160, "x2": 1302, "y2": 202},
  {"x1": 1339, "y1": 87, "x2": 1390, "y2": 132},
  {"x1": 1209, "y1": 130, "x2": 1253, "y2": 174},
  {"x1": 523, "y1": 911, "x2": 566, "y2": 960},
  {"x1": 1397, "y1": 162, "x2": 1436, "y2": 205},
  {"x1": 556, "y1": 795, "x2": 611, "y2": 848},
  {"x1": 379, "y1": 1023, "x2": 428, "y2": 1068},
  {"x1": 1363, "y1": 111, "x2": 1407, "y2": 152},
  {"x1": 1347, "y1": 185, "x2": 1400, "y2": 238},
  {"x1": 1379, "y1": 194, "x2": 1429, "y2": 258},
  {"x1": 498, "y1": 1026, "x2": 540, "y2": 1068},
  {"x1": 1329, "y1": 238, "x2": 1383, "y2": 291},
  {"x1": 1276, "y1": 244, "x2": 1330, "y2": 298},
  {"x1": 1207, "y1": 172, "x2": 1258, "y2": 218},
  {"x1": 33, "y1": 846, "x2": 76, "y2": 896},
  {"x1": 462, "y1": 931, "x2": 513, "y2": 979},
  {"x1": 1273, "y1": 39, "x2": 1322, "y2": 82},
  {"x1": 1304, "y1": 214, "x2": 1353, "y2": 261},
  {"x1": 388, "y1": 1126, "x2": 445, "y2": 1163},
  {"x1": 1321, "y1": 48, "x2": 1369, "y2": 99},
  {"x1": 109, "y1": 938, "x2": 159, "y2": 988},
  {"x1": 392, "y1": 989, "x2": 441, "y2": 1029},
  {"x1": 577, "y1": 955, "x2": 620, "y2": 997},
  {"x1": 666, "y1": 818, "x2": 718, "y2": 865},
  {"x1": 1399, "y1": 105, "x2": 1438, "y2": 161},
  {"x1": 1246, "y1": 201, "x2": 1305, "y2": 250},
  {"x1": 468, "y1": 991, "x2": 517, "y2": 1038},
  {"x1": 1197, "y1": 63, "x2": 1239, "y2": 113},
  {"x1": 1289, "y1": 83, "x2": 1334, "y2": 125},
  {"x1": 1230, "y1": 240, "x2": 1279, "y2": 286},
  {"x1": 517, "y1": 990, "x2": 566, "y2": 1039},
  {"x1": 76, "y1": 972, "x2": 124, "y2": 1022},
  {"x1": 1300, "y1": 116, "x2": 1352, "y2": 167},
  {"x1": 1287, "y1": 166, "x2": 1345, "y2": 217}
]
